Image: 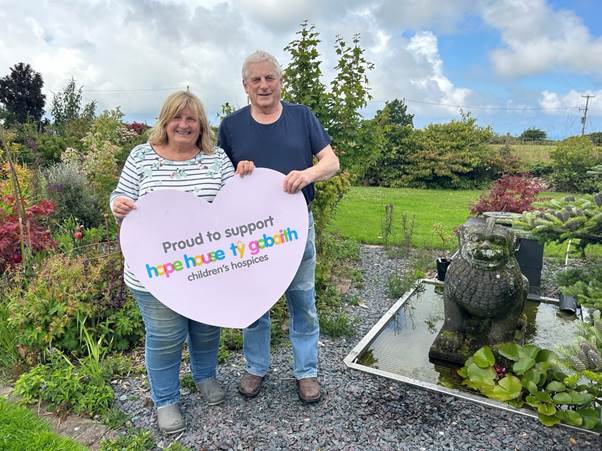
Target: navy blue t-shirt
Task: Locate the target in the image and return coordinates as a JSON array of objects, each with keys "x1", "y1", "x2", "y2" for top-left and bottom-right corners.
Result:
[{"x1": 217, "y1": 102, "x2": 331, "y2": 204}]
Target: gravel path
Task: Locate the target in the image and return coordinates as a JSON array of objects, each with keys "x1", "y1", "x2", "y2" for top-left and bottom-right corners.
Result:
[{"x1": 113, "y1": 246, "x2": 601, "y2": 450}]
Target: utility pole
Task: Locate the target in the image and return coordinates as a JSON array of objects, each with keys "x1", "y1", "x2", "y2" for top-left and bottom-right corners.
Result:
[{"x1": 580, "y1": 95, "x2": 595, "y2": 136}]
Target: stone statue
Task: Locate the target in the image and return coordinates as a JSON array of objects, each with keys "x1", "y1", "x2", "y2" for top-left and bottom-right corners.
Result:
[{"x1": 429, "y1": 217, "x2": 528, "y2": 366}]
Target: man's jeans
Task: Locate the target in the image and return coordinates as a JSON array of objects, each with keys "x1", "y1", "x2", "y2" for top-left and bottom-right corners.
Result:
[
  {"x1": 130, "y1": 289, "x2": 221, "y2": 407},
  {"x1": 243, "y1": 213, "x2": 318, "y2": 379}
]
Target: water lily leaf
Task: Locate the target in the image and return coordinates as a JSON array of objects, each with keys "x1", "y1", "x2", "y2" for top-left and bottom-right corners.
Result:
[
  {"x1": 534, "y1": 391, "x2": 554, "y2": 403},
  {"x1": 568, "y1": 391, "x2": 595, "y2": 406},
  {"x1": 473, "y1": 346, "x2": 495, "y2": 368},
  {"x1": 555, "y1": 410, "x2": 583, "y2": 427},
  {"x1": 467, "y1": 362, "x2": 496, "y2": 383},
  {"x1": 538, "y1": 413, "x2": 561, "y2": 427},
  {"x1": 490, "y1": 374, "x2": 522, "y2": 401},
  {"x1": 526, "y1": 395, "x2": 541, "y2": 409},
  {"x1": 546, "y1": 381, "x2": 566, "y2": 392},
  {"x1": 496, "y1": 342, "x2": 520, "y2": 361},
  {"x1": 513, "y1": 357, "x2": 536, "y2": 375},
  {"x1": 522, "y1": 368, "x2": 544, "y2": 387},
  {"x1": 552, "y1": 392, "x2": 572, "y2": 404},
  {"x1": 537, "y1": 403, "x2": 557, "y2": 416},
  {"x1": 519, "y1": 345, "x2": 540, "y2": 360},
  {"x1": 535, "y1": 349, "x2": 557, "y2": 363},
  {"x1": 523, "y1": 380, "x2": 539, "y2": 395},
  {"x1": 576, "y1": 408, "x2": 602, "y2": 430}
]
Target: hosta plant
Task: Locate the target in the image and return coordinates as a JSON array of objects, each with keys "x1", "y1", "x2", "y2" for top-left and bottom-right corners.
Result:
[{"x1": 458, "y1": 344, "x2": 602, "y2": 430}]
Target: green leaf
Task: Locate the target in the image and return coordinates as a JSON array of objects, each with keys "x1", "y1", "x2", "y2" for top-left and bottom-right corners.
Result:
[
  {"x1": 518, "y1": 345, "x2": 540, "y2": 360},
  {"x1": 473, "y1": 346, "x2": 495, "y2": 368},
  {"x1": 525, "y1": 395, "x2": 541, "y2": 409},
  {"x1": 545, "y1": 381, "x2": 566, "y2": 392},
  {"x1": 512, "y1": 357, "x2": 536, "y2": 375},
  {"x1": 496, "y1": 342, "x2": 520, "y2": 361},
  {"x1": 537, "y1": 403, "x2": 557, "y2": 416},
  {"x1": 555, "y1": 410, "x2": 583, "y2": 427},
  {"x1": 538, "y1": 413, "x2": 561, "y2": 427},
  {"x1": 552, "y1": 392, "x2": 572, "y2": 404},
  {"x1": 569, "y1": 391, "x2": 595, "y2": 406},
  {"x1": 457, "y1": 367, "x2": 468, "y2": 378},
  {"x1": 467, "y1": 362, "x2": 496, "y2": 383},
  {"x1": 524, "y1": 380, "x2": 539, "y2": 395},
  {"x1": 535, "y1": 349, "x2": 557, "y2": 363},
  {"x1": 489, "y1": 375, "x2": 522, "y2": 401},
  {"x1": 576, "y1": 408, "x2": 601, "y2": 430},
  {"x1": 534, "y1": 391, "x2": 554, "y2": 403}
]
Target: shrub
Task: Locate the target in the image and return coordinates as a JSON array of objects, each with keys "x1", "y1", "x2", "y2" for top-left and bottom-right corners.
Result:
[
  {"x1": 42, "y1": 162, "x2": 103, "y2": 227},
  {"x1": 550, "y1": 137, "x2": 602, "y2": 192},
  {"x1": 6, "y1": 252, "x2": 143, "y2": 361},
  {"x1": 0, "y1": 195, "x2": 55, "y2": 272},
  {"x1": 470, "y1": 175, "x2": 544, "y2": 215}
]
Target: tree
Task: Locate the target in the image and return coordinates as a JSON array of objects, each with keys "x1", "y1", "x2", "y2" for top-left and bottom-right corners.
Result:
[
  {"x1": 0, "y1": 63, "x2": 45, "y2": 124},
  {"x1": 550, "y1": 136, "x2": 602, "y2": 193},
  {"x1": 50, "y1": 78, "x2": 96, "y2": 127},
  {"x1": 519, "y1": 128, "x2": 547, "y2": 142}
]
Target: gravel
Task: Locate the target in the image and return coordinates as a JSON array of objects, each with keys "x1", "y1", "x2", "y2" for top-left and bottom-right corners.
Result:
[{"x1": 113, "y1": 246, "x2": 601, "y2": 450}]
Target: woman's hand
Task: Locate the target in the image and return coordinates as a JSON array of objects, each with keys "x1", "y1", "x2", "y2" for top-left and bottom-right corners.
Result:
[
  {"x1": 111, "y1": 196, "x2": 136, "y2": 219},
  {"x1": 236, "y1": 160, "x2": 255, "y2": 177}
]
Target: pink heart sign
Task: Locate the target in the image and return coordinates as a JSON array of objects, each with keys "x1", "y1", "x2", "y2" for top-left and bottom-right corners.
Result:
[{"x1": 119, "y1": 168, "x2": 309, "y2": 328}]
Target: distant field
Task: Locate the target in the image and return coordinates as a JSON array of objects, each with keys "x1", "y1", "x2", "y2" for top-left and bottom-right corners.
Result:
[{"x1": 489, "y1": 143, "x2": 555, "y2": 165}]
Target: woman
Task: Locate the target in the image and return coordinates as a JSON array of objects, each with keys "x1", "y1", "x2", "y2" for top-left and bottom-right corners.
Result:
[{"x1": 111, "y1": 90, "x2": 253, "y2": 434}]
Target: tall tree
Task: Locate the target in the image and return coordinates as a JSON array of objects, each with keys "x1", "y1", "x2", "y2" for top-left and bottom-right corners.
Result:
[
  {"x1": 519, "y1": 128, "x2": 547, "y2": 142},
  {"x1": 0, "y1": 63, "x2": 45, "y2": 124},
  {"x1": 50, "y1": 78, "x2": 96, "y2": 127}
]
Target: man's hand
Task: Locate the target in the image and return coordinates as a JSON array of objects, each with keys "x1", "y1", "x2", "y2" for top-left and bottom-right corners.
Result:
[
  {"x1": 111, "y1": 196, "x2": 136, "y2": 219},
  {"x1": 236, "y1": 160, "x2": 255, "y2": 177},
  {"x1": 283, "y1": 169, "x2": 314, "y2": 193}
]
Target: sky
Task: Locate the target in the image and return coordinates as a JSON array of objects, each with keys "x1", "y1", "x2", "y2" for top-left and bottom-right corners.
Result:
[{"x1": 1, "y1": 0, "x2": 601, "y2": 139}]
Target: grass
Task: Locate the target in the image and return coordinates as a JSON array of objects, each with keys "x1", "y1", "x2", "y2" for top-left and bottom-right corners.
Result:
[
  {"x1": 328, "y1": 186, "x2": 480, "y2": 250},
  {"x1": 328, "y1": 186, "x2": 594, "y2": 259},
  {"x1": 489, "y1": 143, "x2": 555, "y2": 165},
  {"x1": 0, "y1": 397, "x2": 85, "y2": 451}
]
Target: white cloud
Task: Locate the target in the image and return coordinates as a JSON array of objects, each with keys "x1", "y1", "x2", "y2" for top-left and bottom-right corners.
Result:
[
  {"x1": 480, "y1": 0, "x2": 602, "y2": 76},
  {"x1": 539, "y1": 89, "x2": 602, "y2": 114}
]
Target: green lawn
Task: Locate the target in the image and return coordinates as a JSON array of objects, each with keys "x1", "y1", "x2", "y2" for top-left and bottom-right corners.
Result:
[
  {"x1": 328, "y1": 186, "x2": 577, "y2": 258},
  {"x1": 0, "y1": 397, "x2": 85, "y2": 451},
  {"x1": 328, "y1": 186, "x2": 481, "y2": 249}
]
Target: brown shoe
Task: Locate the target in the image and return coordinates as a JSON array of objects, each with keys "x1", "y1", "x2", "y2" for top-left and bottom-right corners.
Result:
[
  {"x1": 239, "y1": 372, "x2": 264, "y2": 398},
  {"x1": 297, "y1": 377, "x2": 321, "y2": 403}
]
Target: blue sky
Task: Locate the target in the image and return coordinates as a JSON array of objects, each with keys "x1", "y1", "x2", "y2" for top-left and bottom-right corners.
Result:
[{"x1": 0, "y1": 0, "x2": 600, "y2": 139}]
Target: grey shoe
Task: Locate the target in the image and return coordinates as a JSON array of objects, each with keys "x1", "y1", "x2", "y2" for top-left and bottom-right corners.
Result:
[
  {"x1": 156, "y1": 404, "x2": 186, "y2": 434},
  {"x1": 196, "y1": 378, "x2": 225, "y2": 405}
]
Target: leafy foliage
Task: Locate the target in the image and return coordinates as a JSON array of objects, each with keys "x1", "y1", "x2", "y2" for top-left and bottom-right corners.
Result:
[
  {"x1": 50, "y1": 78, "x2": 96, "y2": 128},
  {"x1": 517, "y1": 193, "x2": 602, "y2": 252},
  {"x1": 6, "y1": 252, "x2": 143, "y2": 361},
  {"x1": 470, "y1": 175, "x2": 544, "y2": 215},
  {"x1": 0, "y1": 195, "x2": 55, "y2": 272},
  {"x1": 42, "y1": 162, "x2": 103, "y2": 227},
  {"x1": 459, "y1": 344, "x2": 601, "y2": 430},
  {"x1": 0, "y1": 63, "x2": 45, "y2": 124},
  {"x1": 549, "y1": 137, "x2": 602, "y2": 193},
  {"x1": 402, "y1": 114, "x2": 497, "y2": 189}
]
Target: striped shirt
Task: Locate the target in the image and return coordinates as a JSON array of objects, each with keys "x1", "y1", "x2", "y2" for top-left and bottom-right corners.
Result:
[{"x1": 110, "y1": 142, "x2": 235, "y2": 291}]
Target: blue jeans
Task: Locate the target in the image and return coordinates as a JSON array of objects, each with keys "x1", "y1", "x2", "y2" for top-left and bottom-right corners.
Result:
[
  {"x1": 243, "y1": 212, "x2": 318, "y2": 379},
  {"x1": 130, "y1": 289, "x2": 221, "y2": 407}
]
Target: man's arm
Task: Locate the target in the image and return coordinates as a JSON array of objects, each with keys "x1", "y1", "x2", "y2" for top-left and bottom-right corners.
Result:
[{"x1": 282, "y1": 144, "x2": 340, "y2": 194}]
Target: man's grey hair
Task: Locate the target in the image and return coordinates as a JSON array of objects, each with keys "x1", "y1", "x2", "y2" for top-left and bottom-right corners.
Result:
[{"x1": 242, "y1": 50, "x2": 282, "y2": 80}]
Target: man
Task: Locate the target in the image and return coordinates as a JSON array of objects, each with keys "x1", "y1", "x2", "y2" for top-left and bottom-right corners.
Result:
[{"x1": 218, "y1": 50, "x2": 339, "y2": 403}]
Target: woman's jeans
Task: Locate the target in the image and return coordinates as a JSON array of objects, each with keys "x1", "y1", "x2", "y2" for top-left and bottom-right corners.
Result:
[
  {"x1": 243, "y1": 212, "x2": 318, "y2": 380},
  {"x1": 130, "y1": 289, "x2": 221, "y2": 407}
]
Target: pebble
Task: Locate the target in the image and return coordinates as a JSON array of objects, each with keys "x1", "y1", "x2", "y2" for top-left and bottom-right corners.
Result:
[{"x1": 111, "y1": 247, "x2": 601, "y2": 450}]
